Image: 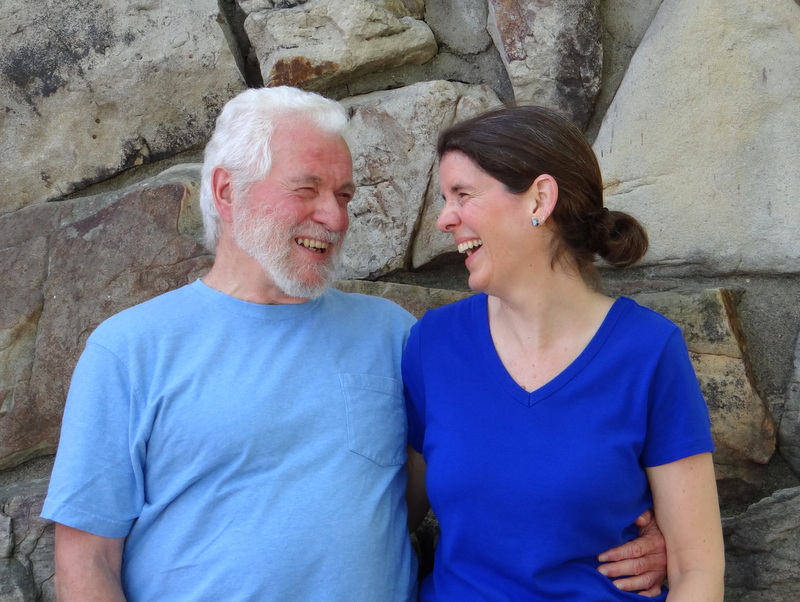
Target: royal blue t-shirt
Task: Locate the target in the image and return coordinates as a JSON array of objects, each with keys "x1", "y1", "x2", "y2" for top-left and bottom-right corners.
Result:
[{"x1": 403, "y1": 294, "x2": 713, "y2": 601}]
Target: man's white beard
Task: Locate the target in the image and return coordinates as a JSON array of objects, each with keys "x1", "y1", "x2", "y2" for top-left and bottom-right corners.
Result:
[{"x1": 233, "y1": 203, "x2": 342, "y2": 300}]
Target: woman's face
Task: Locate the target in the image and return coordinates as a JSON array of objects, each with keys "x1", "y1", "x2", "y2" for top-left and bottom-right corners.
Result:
[{"x1": 436, "y1": 151, "x2": 537, "y2": 294}]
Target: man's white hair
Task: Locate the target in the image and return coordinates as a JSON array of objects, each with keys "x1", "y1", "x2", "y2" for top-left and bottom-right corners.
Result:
[{"x1": 199, "y1": 86, "x2": 349, "y2": 252}]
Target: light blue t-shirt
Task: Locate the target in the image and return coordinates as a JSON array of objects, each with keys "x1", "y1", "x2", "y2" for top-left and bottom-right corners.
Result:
[{"x1": 42, "y1": 280, "x2": 418, "y2": 601}]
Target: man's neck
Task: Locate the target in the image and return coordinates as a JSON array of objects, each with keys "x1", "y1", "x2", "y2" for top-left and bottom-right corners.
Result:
[{"x1": 203, "y1": 238, "x2": 310, "y2": 306}]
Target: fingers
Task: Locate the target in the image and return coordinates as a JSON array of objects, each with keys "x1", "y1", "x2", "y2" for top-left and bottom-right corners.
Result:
[
  {"x1": 598, "y1": 554, "x2": 667, "y2": 595},
  {"x1": 598, "y1": 526, "x2": 665, "y2": 564},
  {"x1": 597, "y1": 509, "x2": 667, "y2": 594},
  {"x1": 635, "y1": 509, "x2": 653, "y2": 528},
  {"x1": 609, "y1": 575, "x2": 664, "y2": 596},
  {"x1": 598, "y1": 551, "x2": 668, "y2": 579},
  {"x1": 598, "y1": 539, "x2": 644, "y2": 564}
]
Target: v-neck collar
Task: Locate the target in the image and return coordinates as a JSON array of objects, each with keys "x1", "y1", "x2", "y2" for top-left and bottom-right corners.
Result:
[{"x1": 473, "y1": 293, "x2": 630, "y2": 407}]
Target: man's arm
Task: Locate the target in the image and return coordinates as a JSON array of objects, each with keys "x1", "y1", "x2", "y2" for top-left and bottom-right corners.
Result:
[
  {"x1": 406, "y1": 447, "x2": 430, "y2": 532},
  {"x1": 596, "y1": 509, "x2": 668, "y2": 597},
  {"x1": 54, "y1": 523, "x2": 126, "y2": 602}
]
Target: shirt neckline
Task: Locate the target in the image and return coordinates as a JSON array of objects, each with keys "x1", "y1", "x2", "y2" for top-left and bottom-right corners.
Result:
[
  {"x1": 188, "y1": 278, "x2": 324, "y2": 321},
  {"x1": 474, "y1": 293, "x2": 631, "y2": 407}
]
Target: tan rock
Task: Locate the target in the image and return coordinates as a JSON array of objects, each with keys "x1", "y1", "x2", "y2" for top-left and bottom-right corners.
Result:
[
  {"x1": 632, "y1": 288, "x2": 776, "y2": 502},
  {"x1": 246, "y1": 0, "x2": 436, "y2": 90},
  {"x1": 0, "y1": 0, "x2": 244, "y2": 214}
]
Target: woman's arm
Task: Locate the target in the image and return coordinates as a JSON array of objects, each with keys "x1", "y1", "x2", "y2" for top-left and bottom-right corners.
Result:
[{"x1": 646, "y1": 452, "x2": 725, "y2": 601}]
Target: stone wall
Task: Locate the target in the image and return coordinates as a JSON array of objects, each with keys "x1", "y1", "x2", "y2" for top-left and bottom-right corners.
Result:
[{"x1": 1, "y1": 0, "x2": 799, "y2": 600}]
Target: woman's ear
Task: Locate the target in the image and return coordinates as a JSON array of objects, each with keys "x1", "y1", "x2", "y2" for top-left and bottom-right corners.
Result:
[
  {"x1": 527, "y1": 174, "x2": 558, "y2": 224},
  {"x1": 211, "y1": 166, "x2": 236, "y2": 224}
]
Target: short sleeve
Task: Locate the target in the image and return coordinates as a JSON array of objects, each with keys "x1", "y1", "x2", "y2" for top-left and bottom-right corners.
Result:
[
  {"x1": 41, "y1": 341, "x2": 145, "y2": 537},
  {"x1": 402, "y1": 321, "x2": 427, "y2": 453},
  {"x1": 642, "y1": 329, "x2": 714, "y2": 467}
]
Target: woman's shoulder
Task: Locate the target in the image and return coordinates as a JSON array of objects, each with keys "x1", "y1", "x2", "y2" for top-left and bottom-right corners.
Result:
[
  {"x1": 610, "y1": 296, "x2": 685, "y2": 348},
  {"x1": 416, "y1": 292, "x2": 483, "y2": 326}
]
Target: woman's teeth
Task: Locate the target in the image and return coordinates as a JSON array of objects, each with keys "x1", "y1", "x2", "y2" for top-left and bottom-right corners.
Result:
[{"x1": 457, "y1": 239, "x2": 483, "y2": 256}]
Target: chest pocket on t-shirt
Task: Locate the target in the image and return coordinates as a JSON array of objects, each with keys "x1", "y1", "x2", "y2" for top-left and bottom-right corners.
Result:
[{"x1": 340, "y1": 373, "x2": 407, "y2": 467}]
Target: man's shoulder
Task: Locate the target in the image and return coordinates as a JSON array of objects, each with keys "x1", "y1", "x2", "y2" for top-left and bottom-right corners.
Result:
[
  {"x1": 324, "y1": 288, "x2": 416, "y2": 324},
  {"x1": 90, "y1": 283, "x2": 199, "y2": 342}
]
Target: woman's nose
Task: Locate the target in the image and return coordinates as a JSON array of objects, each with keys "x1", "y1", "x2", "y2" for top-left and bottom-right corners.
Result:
[{"x1": 436, "y1": 201, "x2": 459, "y2": 233}]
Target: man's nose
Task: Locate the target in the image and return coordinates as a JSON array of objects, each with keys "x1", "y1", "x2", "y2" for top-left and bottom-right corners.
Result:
[{"x1": 314, "y1": 191, "x2": 349, "y2": 233}]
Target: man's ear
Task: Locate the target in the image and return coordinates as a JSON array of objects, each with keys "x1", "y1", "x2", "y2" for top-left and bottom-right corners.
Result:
[
  {"x1": 526, "y1": 174, "x2": 558, "y2": 223},
  {"x1": 211, "y1": 166, "x2": 236, "y2": 224}
]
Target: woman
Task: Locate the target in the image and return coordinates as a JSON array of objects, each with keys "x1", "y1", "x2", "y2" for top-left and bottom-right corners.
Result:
[{"x1": 402, "y1": 106, "x2": 724, "y2": 600}]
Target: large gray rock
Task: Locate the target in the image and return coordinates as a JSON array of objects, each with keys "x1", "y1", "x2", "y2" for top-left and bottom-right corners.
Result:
[
  {"x1": 585, "y1": 0, "x2": 664, "y2": 141},
  {"x1": 340, "y1": 81, "x2": 500, "y2": 278},
  {"x1": 723, "y1": 486, "x2": 800, "y2": 601},
  {"x1": 593, "y1": 0, "x2": 800, "y2": 275},
  {"x1": 0, "y1": 0, "x2": 245, "y2": 215},
  {"x1": 0, "y1": 479, "x2": 53, "y2": 602},
  {"x1": 245, "y1": 0, "x2": 436, "y2": 90},
  {"x1": 779, "y1": 335, "x2": 800, "y2": 476},
  {"x1": 425, "y1": 0, "x2": 492, "y2": 55},
  {"x1": 486, "y1": 0, "x2": 602, "y2": 127}
]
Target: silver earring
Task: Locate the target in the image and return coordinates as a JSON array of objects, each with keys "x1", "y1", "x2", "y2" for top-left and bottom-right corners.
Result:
[{"x1": 532, "y1": 218, "x2": 540, "y2": 227}]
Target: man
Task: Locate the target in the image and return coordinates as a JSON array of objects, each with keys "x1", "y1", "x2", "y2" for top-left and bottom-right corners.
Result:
[{"x1": 42, "y1": 87, "x2": 666, "y2": 600}]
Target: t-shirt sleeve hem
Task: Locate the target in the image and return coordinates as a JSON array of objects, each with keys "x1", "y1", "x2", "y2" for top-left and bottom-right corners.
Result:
[
  {"x1": 643, "y1": 437, "x2": 715, "y2": 468},
  {"x1": 41, "y1": 500, "x2": 134, "y2": 539}
]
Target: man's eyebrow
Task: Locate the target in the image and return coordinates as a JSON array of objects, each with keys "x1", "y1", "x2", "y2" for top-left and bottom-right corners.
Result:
[
  {"x1": 290, "y1": 175, "x2": 322, "y2": 187},
  {"x1": 290, "y1": 175, "x2": 356, "y2": 193}
]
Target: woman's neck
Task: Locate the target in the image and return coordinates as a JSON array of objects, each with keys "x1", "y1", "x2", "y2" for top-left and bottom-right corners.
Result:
[{"x1": 486, "y1": 272, "x2": 613, "y2": 392}]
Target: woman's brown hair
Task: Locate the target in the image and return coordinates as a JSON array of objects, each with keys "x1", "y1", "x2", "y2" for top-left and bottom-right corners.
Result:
[{"x1": 437, "y1": 105, "x2": 648, "y2": 279}]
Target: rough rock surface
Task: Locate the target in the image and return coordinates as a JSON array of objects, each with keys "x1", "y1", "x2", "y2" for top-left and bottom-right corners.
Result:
[
  {"x1": 779, "y1": 335, "x2": 800, "y2": 475},
  {"x1": 486, "y1": 0, "x2": 602, "y2": 128},
  {"x1": 0, "y1": 479, "x2": 53, "y2": 602},
  {"x1": 593, "y1": 0, "x2": 800, "y2": 274},
  {"x1": 0, "y1": 0, "x2": 244, "y2": 215},
  {"x1": 341, "y1": 81, "x2": 500, "y2": 278},
  {"x1": 723, "y1": 486, "x2": 800, "y2": 601},
  {"x1": 633, "y1": 289, "x2": 776, "y2": 503},
  {"x1": 245, "y1": 0, "x2": 437, "y2": 90},
  {"x1": 586, "y1": 0, "x2": 663, "y2": 140},
  {"x1": 425, "y1": 0, "x2": 492, "y2": 55},
  {"x1": 0, "y1": 178, "x2": 210, "y2": 470}
]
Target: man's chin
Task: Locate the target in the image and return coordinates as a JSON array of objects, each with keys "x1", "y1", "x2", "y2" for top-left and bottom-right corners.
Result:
[{"x1": 275, "y1": 272, "x2": 335, "y2": 300}]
